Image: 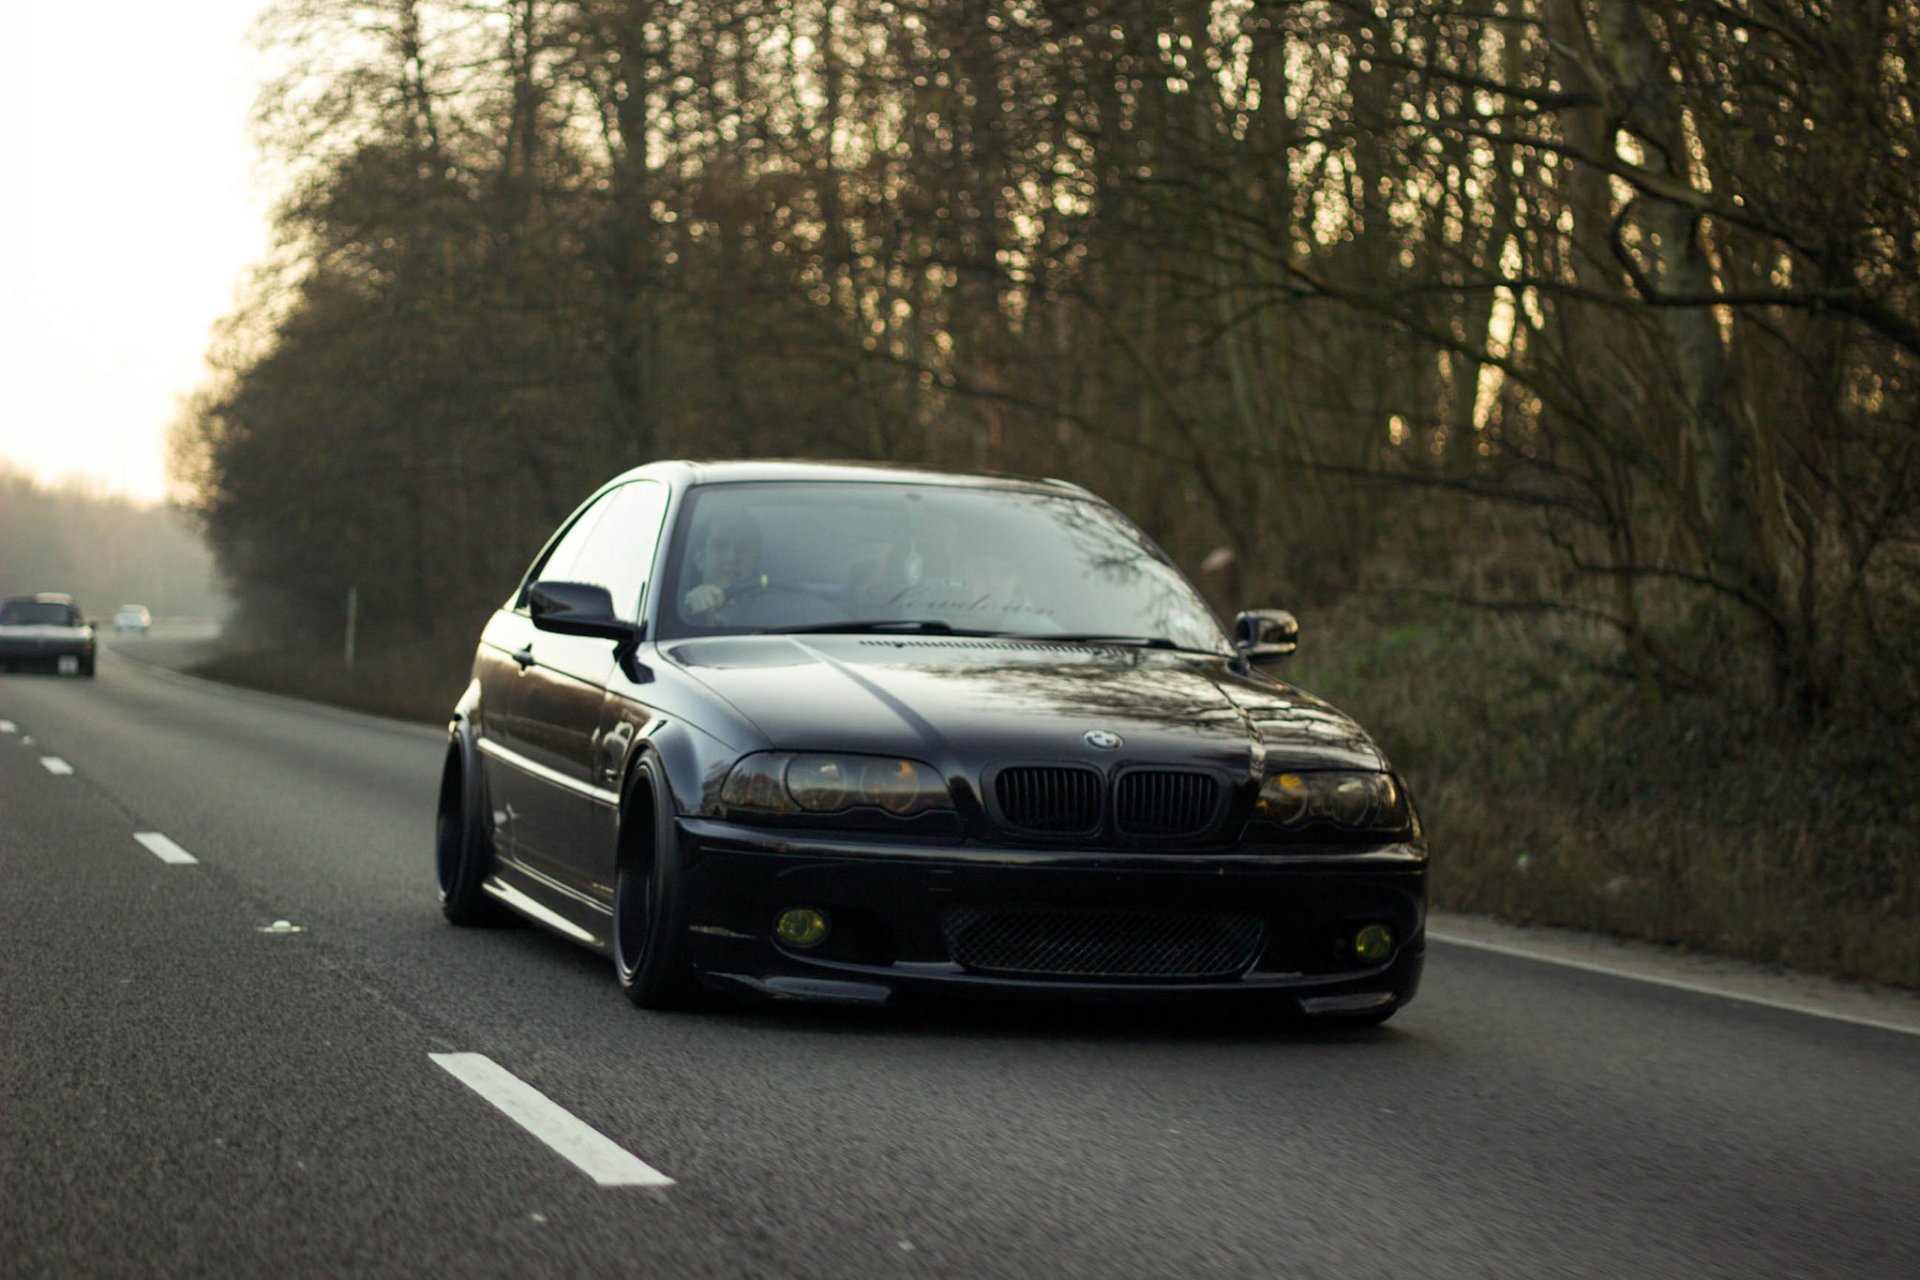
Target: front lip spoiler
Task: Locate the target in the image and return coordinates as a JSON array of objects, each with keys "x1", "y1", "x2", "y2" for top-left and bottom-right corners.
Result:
[{"x1": 704, "y1": 949, "x2": 1425, "y2": 1009}]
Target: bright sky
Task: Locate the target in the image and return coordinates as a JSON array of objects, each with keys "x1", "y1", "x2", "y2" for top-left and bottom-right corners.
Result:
[{"x1": 0, "y1": 1, "x2": 274, "y2": 505}]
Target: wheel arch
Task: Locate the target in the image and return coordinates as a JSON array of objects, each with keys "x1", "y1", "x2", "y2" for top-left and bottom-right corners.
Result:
[
  {"x1": 615, "y1": 718, "x2": 724, "y2": 825},
  {"x1": 616, "y1": 744, "x2": 667, "y2": 875},
  {"x1": 436, "y1": 699, "x2": 507, "y2": 925},
  {"x1": 442, "y1": 700, "x2": 481, "y2": 825},
  {"x1": 452, "y1": 676, "x2": 481, "y2": 727}
]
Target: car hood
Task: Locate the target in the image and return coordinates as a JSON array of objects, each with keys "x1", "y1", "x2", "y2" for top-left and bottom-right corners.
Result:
[{"x1": 664, "y1": 635, "x2": 1387, "y2": 775}]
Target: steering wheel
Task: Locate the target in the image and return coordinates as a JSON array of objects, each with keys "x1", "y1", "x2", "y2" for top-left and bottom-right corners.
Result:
[{"x1": 722, "y1": 582, "x2": 853, "y2": 628}]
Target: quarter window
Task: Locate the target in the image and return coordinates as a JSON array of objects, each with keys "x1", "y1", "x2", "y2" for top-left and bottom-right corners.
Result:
[
  {"x1": 568, "y1": 481, "x2": 670, "y2": 619},
  {"x1": 522, "y1": 481, "x2": 670, "y2": 619}
]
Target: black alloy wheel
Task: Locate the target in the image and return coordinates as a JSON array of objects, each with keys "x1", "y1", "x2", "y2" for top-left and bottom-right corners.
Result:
[
  {"x1": 436, "y1": 740, "x2": 506, "y2": 925},
  {"x1": 612, "y1": 765, "x2": 701, "y2": 1010}
]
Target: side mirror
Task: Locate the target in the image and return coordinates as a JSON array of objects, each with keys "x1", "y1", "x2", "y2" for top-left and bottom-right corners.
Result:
[
  {"x1": 528, "y1": 581, "x2": 642, "y2": 643},
  {"x1": 1233, "y1": 609, "x2": 1299, "y2": 666}
]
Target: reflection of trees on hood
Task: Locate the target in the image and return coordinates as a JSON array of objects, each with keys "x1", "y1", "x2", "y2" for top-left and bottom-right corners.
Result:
[{"x1": 855, "y1": 649, "x2": 1376, "y2": 760}]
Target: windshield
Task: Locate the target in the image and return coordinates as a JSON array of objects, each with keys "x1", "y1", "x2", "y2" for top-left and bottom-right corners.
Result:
[
  {"x1": 657, "y1": 481, "x2": 1226, "y2": 651},
  {"x1": 0, "y1": 601, "x2": 80, "y2": 626}
]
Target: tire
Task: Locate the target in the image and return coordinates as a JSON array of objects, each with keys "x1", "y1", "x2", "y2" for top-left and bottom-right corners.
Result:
[
  {"x1": 436, "y1": 738, "x2": 507, "y2": 925},
  {"x1": 79, "y1": 656, "x2": 95, "y2": 677},
  {"x1": 612, "y1": 763, "x2": 702, "y2": 1010}
]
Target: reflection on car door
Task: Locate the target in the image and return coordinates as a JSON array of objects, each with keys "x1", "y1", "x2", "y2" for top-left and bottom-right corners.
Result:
[
  {"x1": 505, "y1": 631, "x2": 617, "y2": 890},
  {"x1": 504, "y1": 480, "x2": 670, "y2": 904},
  {"x1": 473, "y1": 607, "x2": 531, "y2": 858},
  {"x1": 474, "y1": 487, "x2": 617, "y2": 890}
]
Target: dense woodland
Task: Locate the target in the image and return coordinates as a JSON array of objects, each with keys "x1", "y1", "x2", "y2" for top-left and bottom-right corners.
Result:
[{"x1": 175, "y1": 0, "x2": 1920, "y2": 980}]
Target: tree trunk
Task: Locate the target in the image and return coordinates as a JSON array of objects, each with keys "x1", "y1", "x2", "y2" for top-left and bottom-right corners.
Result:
[{"x1": 1595, "y1": 0, "x2": 1790, "y2": 689}]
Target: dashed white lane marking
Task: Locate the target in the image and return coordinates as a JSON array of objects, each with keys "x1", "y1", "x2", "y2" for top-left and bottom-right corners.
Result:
[
  {"x1": 1429, "y1": 931, "x2": 1920, "y2": 1039},
  {"x1": 429, "y1": 1053, "x2": 674, "y2": 1187},
  {"x1": 133, "y1": 832, "x2": 199, "y2": 865},
  {"x1": 0, "y1": 719, "x2": 17, "y2": 733},
  {"x1": 39, "y1": 756, "x2": 74, "y2": 775}
]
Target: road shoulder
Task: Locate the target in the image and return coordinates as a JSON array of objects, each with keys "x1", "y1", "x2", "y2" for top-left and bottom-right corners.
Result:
[{"x1": 1430, "y1": 910, "x2": 1920, "y2": 1036}]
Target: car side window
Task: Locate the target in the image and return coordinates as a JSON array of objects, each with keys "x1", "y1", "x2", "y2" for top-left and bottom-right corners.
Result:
[
  {"x1": 518, "y1": 492, "x2": 617, "y2": 608},
  {"x1": 566, "y1": 480, "x2": 670, "y2": 620}
]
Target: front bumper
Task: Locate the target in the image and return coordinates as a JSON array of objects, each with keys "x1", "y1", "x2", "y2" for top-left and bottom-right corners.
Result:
[{"x1": 676, "y1": 817, "x2": 1427, "y2": 1013}]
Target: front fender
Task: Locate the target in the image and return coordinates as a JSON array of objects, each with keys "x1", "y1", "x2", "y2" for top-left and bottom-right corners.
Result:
[
  {"x1": 451, "y1": 677, "x2": 481, "y2": 731},
  {"x1": 615, "y1": 717, "x2": 738, "y2": 821}
]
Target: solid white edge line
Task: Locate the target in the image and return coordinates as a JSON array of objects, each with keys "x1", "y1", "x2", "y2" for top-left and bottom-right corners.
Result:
[
  {"x1": 39, "y1": 756, "x2": 74, "y2": 775},
  {"x1": 132, "y1": 832, "x2": 199, "y2": 866},
  {"x1": 1428, "y1": 929, "x2": 1920, "y2": 1039},
  {"x1": 429, "y1": 1052, "x2": 674, "y2": 1187},
  {"x1": 0, "y1": 720, "x2": 16, "y2": 732}
]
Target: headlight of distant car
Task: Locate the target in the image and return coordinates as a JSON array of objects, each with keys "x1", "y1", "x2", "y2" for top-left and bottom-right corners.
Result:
[
  {"x1": 1255, "y1": 770, "x2": 1411, "y2": 834},
  {"x1": 721, "y1": 752, "x2": 954, "y2": 818}
]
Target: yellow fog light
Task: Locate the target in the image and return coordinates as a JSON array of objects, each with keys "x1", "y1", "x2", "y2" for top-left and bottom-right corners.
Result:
[
  {"x1": 1353, "y1": 923, "x2": 1395, "y2": 964},
  {"x1": 774, "y1": 907, "x2": 830, "y2": 949}
]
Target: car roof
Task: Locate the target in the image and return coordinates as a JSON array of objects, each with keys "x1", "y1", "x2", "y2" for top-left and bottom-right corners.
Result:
[
  {"x1": 4, "y1": 593, "x2": 76, "y2": 606},
  {"x1": 601, "y1": 458, "x2": 1097, "y2": 498}
]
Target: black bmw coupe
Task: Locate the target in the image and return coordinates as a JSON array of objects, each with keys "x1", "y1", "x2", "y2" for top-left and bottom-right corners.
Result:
[{"x1": 439, "y1": 461, "x2": 1427, "y2": 1022}]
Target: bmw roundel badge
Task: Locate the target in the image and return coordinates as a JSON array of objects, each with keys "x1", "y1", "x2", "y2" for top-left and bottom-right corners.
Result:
[{"x1": 1083, "y1": 730, "x2": 1124, "y2": 751}]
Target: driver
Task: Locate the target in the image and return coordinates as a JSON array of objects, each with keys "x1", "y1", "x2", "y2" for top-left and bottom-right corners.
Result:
[{"x1": 681, "y1": 513, "x2": 767, "y2": 623}]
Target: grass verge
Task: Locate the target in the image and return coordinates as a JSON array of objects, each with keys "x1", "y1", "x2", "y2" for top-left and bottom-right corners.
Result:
[
  {"x1": 1284, "y1": 603, "x2": 1920, "y2": 990},
  {"x1": 191, "y1": 645, "x2": 471, "y2": 726}
]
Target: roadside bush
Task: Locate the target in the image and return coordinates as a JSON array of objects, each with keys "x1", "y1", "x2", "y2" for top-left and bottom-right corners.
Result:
[
  {"x1": 194, "y1": 640, "x2": 471, "y2": 727},
  {"x1": 1285, "y1": 601, "x2": 1920, "y2": 989}
]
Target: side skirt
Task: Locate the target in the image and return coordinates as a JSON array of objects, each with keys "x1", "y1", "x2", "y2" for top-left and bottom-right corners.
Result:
[{"x1": 483, "y1": 862, "x2": 614, "y2": 956}]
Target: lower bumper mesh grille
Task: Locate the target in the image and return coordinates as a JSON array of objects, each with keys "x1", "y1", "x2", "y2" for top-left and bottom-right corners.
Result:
[{"x1": 940, "y1": 905, "x2": 1266, "y2": 979}]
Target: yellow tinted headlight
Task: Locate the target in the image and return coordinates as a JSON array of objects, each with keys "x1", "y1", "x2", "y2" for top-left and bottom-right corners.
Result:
[
  {"x1": 787, "y1": 755, "x2": 855, "y2": 811},
  {"x1": 721, "y1": 752, "x2": 953, "y2": 817},
  {"x1": 719, "y1": 754, "x2": 793, "y2": 812},
  {"x1": 1257, "y1": 770, "x2": 1408, "y2": 832},
  {"x1": 1255, "y1": 772, "x2": 1310, "y2": 823},
  {"x1": 859, "y1": 757, "x2": 942, "y2": 815}
]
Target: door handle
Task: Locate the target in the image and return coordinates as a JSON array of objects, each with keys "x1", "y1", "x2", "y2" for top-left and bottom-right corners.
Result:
[{"x1": 512, "y1": 645, "x2": 536, "y2": 670}]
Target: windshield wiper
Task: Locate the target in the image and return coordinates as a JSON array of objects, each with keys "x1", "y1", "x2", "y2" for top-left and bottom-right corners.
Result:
[
  {"x1": 1026, "y1": 632, "x2": 1175, "y2": 647},
  {"x1": 1014, "y1": 632, "x2": 1222, "y2": 655},
  {"x1": 767, "y1": 620, "x2": 1014, "y2": 637}
]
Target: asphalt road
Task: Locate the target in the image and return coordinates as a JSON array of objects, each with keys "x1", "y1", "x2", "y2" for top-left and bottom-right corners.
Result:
[{"x1": 4, "y1": 637, "x2": 1918, "y2": 1278}]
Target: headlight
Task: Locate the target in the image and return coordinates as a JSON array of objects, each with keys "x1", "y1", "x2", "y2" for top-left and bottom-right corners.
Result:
[
  {"x1": 1255, "y1": 770, "x2": 1408, "y2": 833},
  {"x1": 721, "y1": 752, "x2": 953, "y2": 818}
]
